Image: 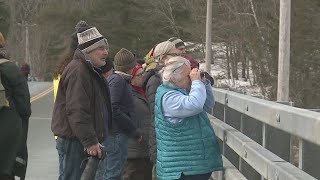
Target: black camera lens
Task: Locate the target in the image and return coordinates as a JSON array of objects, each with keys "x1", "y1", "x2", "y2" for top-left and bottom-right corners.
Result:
[{"x1": 200, "y1": 72, "x2": 205, "y2": 77}]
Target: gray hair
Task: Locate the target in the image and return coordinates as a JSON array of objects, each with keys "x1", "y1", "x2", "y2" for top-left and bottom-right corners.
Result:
[{"x1": 162, "y1": 56, "x2": 190, "y2": 83}]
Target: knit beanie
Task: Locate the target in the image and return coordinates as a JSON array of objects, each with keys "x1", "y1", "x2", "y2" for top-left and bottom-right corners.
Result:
[
  {"x1": 182, "y1": 54, "x2": 199, "y2": 69},
  {"x1": 168, "y1": 37, "x2": 185, "y2": 49},
  {"x1": 114, "y1": 48, "x2": 136, "y2": 73},
  {"x1": 77, "y1": 23, "x2": 108, "y2": 54},
  {"x1": 0, "y1": 32, "x2": 5, "y2": 48},
  {"x1": 153, "y1": 41, "x2": 176, "y2": 63},
  {"x1": 70, "y1": 20, "x2": 89, "y2": 50}
]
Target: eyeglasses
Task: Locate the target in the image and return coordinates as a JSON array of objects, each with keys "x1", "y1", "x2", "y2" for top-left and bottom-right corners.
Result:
[{"x1": 134, "y1": 72, "x2": 144, "y2": 77}]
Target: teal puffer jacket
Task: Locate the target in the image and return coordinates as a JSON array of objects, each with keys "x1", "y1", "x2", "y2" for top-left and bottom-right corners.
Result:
[{"x1": 154, "y1": 84, "x2": 223, "y2": 180}]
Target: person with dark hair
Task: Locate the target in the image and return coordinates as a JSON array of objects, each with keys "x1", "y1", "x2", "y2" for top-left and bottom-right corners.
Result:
[
  {"x1": 53, "y1": 20, "x2": 89, "y2": 102},
  {"x1": 0, "y1": 32, "x2": 31, "y2": 180},
  {"x1": 101, "y1": 58, "x2": 114, "y2": 79},
  {"x1": 52, "y1": 21, "x2": 90, "y2": 180},
  {"x1": 51, "y1": 22, "x2": 112, "y2": 180},
  {"x1": 136, "y1": 58, "x2": 145, "y2": 66}
]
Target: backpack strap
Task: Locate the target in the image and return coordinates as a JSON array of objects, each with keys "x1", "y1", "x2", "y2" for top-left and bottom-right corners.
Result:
[{"x1": 0, "y1": 58, "x2": 10, "y2": 109}]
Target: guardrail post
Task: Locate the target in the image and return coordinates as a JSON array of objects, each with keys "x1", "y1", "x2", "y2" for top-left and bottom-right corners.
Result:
[
  {"x1": 264, "y1": 101, "x2": 292, "y2": 162},
  {"x1": 240, "y1": 113, "x2": 262, "y2": 180},
  {"x1": 300, "y1": 109, "x2": 320, "y2": 179},
  {"x1": 224, "y1": 98, "x2": 240, "y2": 169}
]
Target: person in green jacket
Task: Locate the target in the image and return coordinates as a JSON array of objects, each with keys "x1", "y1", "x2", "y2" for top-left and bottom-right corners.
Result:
[
  {"x1": 154, "y1": 56, "x2": 223, "y2": 180},
  {"x1": 0, "y1": 32, "x2": 31, "y2": 180}
]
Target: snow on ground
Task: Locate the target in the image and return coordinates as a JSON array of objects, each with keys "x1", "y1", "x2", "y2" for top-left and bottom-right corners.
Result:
[
  {"x1": 187, "y1": 42, "x2": 267, "y2": 99},
  {"x1": 199, "y1": 59, "x2": 267, "y2": 98}
]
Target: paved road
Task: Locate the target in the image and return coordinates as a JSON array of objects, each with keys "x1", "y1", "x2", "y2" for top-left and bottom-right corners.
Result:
[
  {"x1": 21, "y1": 83, "x2": 219, "y2": 180},
  {"x1": 28, "y1": 82, "x2": 53, "y2": 97},
  {"x1": 25, "y1": 88, "x2": 59, "y2": 179}
]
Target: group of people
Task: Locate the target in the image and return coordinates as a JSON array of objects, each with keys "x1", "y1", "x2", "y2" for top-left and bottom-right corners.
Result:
[
  {"x1": 0, "y1": 18, "x2": 223, "y2": 180},
  {"x1": 51, "y1": 21, "x2": 222, "y2": 180}
]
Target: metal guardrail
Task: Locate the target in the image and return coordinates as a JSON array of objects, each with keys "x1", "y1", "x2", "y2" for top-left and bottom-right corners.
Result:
[
  {"x1": 209, "y1": 88, "x2": 320, "y2": 179},
  {"x1": 208, "y1": 115, "x2": 316, "y2": 180},
  {"x1": 213, "y1": 88, "x2": 320, "y2": 146}
]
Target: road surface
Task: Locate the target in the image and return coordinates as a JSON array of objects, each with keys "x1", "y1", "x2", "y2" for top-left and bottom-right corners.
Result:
[{"x1": 24, "y1": 83, "x2": 58, "y2": 180}]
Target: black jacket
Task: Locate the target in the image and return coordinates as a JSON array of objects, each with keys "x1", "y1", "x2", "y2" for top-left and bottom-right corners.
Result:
[
  {"x1": 127, "y1": 88, "x2": 150, "y2": 158},
  {"x1": 142, "y1": 64, "x2": 162, "y2": 163},
  {"x1": 0, "y1": 49, "x2": 31, "y2": 179}
]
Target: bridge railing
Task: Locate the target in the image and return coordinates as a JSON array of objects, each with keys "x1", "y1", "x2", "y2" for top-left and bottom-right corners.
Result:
[{"x1": 208, "y1": 88, "x2": 320, "y2": 180}]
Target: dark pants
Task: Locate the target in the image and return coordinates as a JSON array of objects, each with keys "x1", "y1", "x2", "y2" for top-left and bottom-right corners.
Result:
[
  {"x1": 179, "y1": 173, "x2": 212, "y2": 180},
  {"x1": 123, "y1": 158, "x2": 152, "y2": 180},
  {"x1": 56, "y1": 137, "x2": 86, "y2": 180},
  {"x1": 0, "y1": 175, "x2": 14, "y2": 180}
]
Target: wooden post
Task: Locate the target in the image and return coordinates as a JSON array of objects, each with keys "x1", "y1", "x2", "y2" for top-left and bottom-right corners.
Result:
[
  {"x1": 277, "y1": 0, "x2": 291, "y2": 101},
  {"x1": 205, "y1": 0, "x2": 213, "y2": 74}
]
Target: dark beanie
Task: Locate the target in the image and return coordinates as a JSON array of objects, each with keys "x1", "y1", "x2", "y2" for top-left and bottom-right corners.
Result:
[
  {"x1": 101, "y1": 59, "x2": 114, "y2": 73},
  {"x1": 183, "y1": 54, "x2": 199, "y2": 68},
  {"x1": 114, "y1": 48, "x2": 136, "y2": 73}
]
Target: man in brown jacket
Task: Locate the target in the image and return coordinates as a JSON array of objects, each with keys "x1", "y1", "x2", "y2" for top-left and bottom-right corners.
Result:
[{"x1": 51, "y1": 23, "x2": 112, "y2": 180}]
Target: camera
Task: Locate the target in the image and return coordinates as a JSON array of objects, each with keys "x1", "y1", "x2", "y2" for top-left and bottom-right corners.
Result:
[{"x1": 200, "y1": 71, "x2": 205, "y2": 78}]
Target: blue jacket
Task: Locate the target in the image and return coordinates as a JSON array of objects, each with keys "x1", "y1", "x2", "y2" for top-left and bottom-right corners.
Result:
[
  {"x1": 154, "y1": 81, "x2": 223, "y2": 179},
  {"x1": 162, "y1": 80, "x2": 214, "y2": 123},
  {"x1": 107, "y1": 73, "x2": 137, "y2": 137}
]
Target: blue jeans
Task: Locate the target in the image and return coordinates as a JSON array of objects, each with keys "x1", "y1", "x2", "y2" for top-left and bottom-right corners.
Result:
[
  {"x1": 95, "y1": 134, "x2": 128, "y2": 180},
  {"x1": 56, "y1": 137, "x2": 86, "y2": 180}
]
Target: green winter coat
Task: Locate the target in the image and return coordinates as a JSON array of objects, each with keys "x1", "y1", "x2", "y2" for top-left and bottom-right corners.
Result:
[
  {"x1": 155, "y1": 84, "x2": 223, "y2": 180},
  {"x1": 0, "y1": 49, "x2": 31, "y2": 179}
]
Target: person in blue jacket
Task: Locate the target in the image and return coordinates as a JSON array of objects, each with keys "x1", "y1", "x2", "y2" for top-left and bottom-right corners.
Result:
[
  {"x1": 100, "y1": 48, "x2": 142, "y2": 180},
  {"x1": 154, "y1": 56, "x2": 223, "y2": 180}
]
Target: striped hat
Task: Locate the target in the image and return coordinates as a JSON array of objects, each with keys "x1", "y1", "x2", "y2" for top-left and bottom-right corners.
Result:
[{"x1": 77, "y1": 25, "x2": 108, "y2": 54}]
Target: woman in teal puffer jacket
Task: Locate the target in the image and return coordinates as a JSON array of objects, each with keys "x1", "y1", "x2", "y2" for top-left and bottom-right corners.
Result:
[{"x1": 154, "y1": 56, "x2": 223, "y2": 180}]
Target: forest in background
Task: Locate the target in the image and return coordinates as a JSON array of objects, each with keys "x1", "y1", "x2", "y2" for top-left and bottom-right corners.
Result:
[{"x1": 0, "y1": 0, "x2": 319, "y2": 108}]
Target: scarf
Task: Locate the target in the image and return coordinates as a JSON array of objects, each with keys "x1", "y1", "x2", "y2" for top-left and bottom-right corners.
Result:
[{"x1": 131, "y1": 84, "x2": 146, "y2": 100}]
